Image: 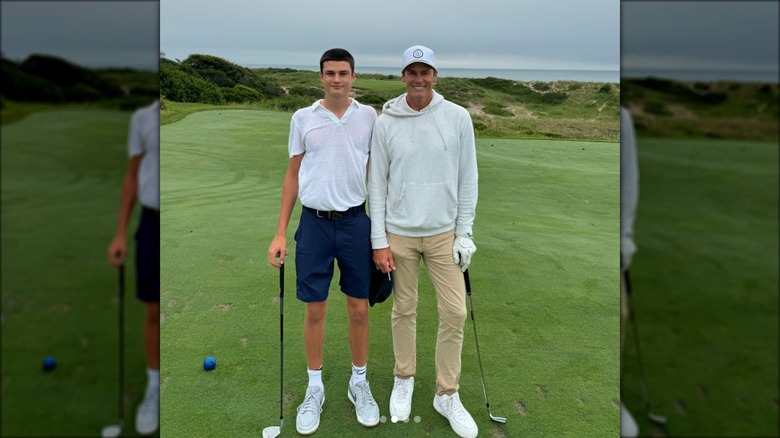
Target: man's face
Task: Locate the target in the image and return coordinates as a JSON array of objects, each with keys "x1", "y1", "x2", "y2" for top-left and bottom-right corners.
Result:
[
  {"x1": 402, "y1": 63, "x2": 437, "y2": 100},
  {"x1": 320, "y1": 60, "x2": 354, "y2": 97}
]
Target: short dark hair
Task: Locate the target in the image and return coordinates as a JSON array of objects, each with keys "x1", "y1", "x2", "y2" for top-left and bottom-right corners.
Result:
[{"x1": 319, "y1": 48, "x2": 355, "y2": 73}]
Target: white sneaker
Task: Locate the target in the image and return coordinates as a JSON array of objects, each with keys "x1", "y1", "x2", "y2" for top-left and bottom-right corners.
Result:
[
  {"x1": 135, "y1": 386, "x2": 159, "y2": 435},
  {"x1": 389, "y1": 376, "x2": 414, "y2": 421},
  {"x1": 433, "y1": 392, "x2": 478, "y2": 438},
  {"x1": 296, "y1": 386, "x2": 325, "y2": 435},
  {"x1": 348, "y1": 380, "x2": 380, "y2": 427},
  {"x1": 620, "y1": 402, "x2": 639, "y2": 437}
]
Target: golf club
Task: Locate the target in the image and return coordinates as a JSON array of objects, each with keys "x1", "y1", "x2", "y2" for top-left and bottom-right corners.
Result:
[
  {"x1": 101, "y1": 264, "x2": 125, "y2": 437},
  {"x1": 262, "y1": 262, "x2": 284, "y2": 438},
  {"x1": 625, "y1": 269, "x2": 667, "y2": 426},
  {"x1": 463, "y1": 269, "x2": 507, "y2": 424}
]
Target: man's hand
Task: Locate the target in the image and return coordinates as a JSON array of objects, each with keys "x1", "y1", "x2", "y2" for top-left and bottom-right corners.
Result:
[
  {"x1": 453, "y1": 235, "x2": 476, "y2": 272},
  {"x1": 373, "y1": 248, "x2": 395, "y2": 274},
  {"x1": 108, "y1": 234, "x2": 127, "y2": 268},
  {"x1": 268, "y1": 236, "x2": 287, "y2": 268}
]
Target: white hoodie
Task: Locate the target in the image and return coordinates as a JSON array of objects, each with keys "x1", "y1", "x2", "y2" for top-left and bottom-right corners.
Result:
[{"x1": 368, "y1": 90, "x2": 478, "y2": 249}]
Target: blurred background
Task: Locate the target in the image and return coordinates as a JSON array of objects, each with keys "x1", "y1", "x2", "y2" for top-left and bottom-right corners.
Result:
[
  {"x1": 620, "y1": 1, "x2": 778, "y2": 437},
  {"x1": 2, "y1": 0, "x2": 777, "y2": 437},
  {"x1": 1, "y1": 1, "x2": 159, "y2": 436}
]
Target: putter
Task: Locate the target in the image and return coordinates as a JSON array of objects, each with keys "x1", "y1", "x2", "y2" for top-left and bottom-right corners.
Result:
[
  {"x1": 463, "y1": 269, "x2": 507, "y2": 424},
  {"x1": 625, "y1": 269, "x2": 667, "y2": 426},
  {"x1": 262, "y1": 262, "x2": 284, "y2": 438},
  {"x1": 101, "y1": 264, "x2": 125, "y2": 437}
]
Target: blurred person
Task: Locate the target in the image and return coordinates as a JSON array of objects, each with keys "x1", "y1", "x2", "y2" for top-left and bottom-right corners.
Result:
[
  {"x1": 267, "y1": 48, "x2": 380, "y2": 434},
  {"x1": 368, "y1": 45, "x2": 479, "y2": 438},
  {"x1": 620, "y1": 106, "x2": 639, "y2": 438},
  {"x1": 107, "y1": 99, "x2": 160, "y2": 435}
]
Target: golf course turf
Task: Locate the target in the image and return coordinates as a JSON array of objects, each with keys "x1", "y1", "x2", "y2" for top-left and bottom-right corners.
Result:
[{"x1": 159, "y1": 108, "x2": 619, "y2": 437}]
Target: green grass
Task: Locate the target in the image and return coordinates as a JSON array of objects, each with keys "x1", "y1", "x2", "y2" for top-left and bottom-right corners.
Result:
[
  {"x1": 1, "y1": 108, "x2": 155, "y2": 436},
  {"x1": 622, "y1": 138, "x2": 779, "y2": 437},
  {"x1": 622, "y1": 79, "x2": 779, "y2": 140},
  {"x1": 353, "y1": 78, "x2": 406, "y2": 93},
  {"x1": 160, "y1": 109, "x2": 619, "y2": 437}
]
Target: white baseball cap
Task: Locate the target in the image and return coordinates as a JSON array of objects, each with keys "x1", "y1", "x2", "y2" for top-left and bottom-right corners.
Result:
[{"x1": 402, "y1": 45, "x2": 436, "y2": 72}]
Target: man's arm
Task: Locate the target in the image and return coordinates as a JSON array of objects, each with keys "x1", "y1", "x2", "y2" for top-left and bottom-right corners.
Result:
[
  {"x1": 456, "y1": 113, "x2": 478, "y2": 236},
  {"x1": 108, "y1": 154, "x2": 142, "y2": 268},
  {"x1": 367, "y1": 124, "x2": 395, "y2": 273},
  {"x1": 620, "y1": 107, "x2": 639, "y2": 271},
  {"x1": 268, "y1": 153, "x2": 303, "y2": 268}
]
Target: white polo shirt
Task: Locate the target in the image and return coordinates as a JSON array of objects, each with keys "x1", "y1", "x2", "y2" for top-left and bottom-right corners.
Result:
[
  {"x1": 288, "y1": 99, "x2": 377, "y2": 211},
  {"x1": 128, "y1": 100, "x2": 160, "y2": 210}
]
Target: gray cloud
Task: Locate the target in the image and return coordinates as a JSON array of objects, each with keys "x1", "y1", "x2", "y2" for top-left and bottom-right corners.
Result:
[
  {"x1": 1, "y1": 1, "x2": 159, "y2": 70},
  {"x1": 622, "y1": 1, "x2": 779, "y2": 75},
  {"x1": 160, "y1": 0, "x2": 619, "y2": 70}
]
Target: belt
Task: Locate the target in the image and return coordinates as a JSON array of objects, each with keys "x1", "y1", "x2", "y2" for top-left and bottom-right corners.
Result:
[
  {"x1": 143, "y1": 206, "x2": 160, "y2": 219},
  {"x1": 303, "y1": 203, "x2": 364, "y2": 220}
]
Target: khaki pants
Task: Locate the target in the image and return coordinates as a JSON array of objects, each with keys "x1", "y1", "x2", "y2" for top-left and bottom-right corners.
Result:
[{"x1": 387, "y1": 230, "x2": 467, "y2": 395}]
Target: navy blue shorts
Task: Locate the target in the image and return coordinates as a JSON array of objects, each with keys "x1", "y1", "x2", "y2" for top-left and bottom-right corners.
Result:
[
  {"x1": 293, "y1": 204, "x2": 371, "y2": 302},
  {"x1": 134, "y1": 206, "x2": 160, "y2": 302}
]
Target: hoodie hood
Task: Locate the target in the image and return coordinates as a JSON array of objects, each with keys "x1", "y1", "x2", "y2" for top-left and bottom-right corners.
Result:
[{"x1": 381, "y1": 90, "x2": 445, "y2": 117}]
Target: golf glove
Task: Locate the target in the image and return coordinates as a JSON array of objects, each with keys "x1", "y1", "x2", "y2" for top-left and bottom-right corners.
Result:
[{"x1": 453, "y1": 235, "x2": 476, "y2": 272}]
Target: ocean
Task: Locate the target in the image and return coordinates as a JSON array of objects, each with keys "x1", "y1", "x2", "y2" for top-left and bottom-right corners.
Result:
[{"x1": 245, "y1": 64, "x2": 620, "y2": 83}]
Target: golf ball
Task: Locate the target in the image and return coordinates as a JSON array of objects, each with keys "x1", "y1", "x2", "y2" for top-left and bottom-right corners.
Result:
[
  {"x1": 42, "y1": 355, "x2": 57, "y2": 371},
  {"x1": 203, "y1": 356, "x2": 216, "y2": 371}
]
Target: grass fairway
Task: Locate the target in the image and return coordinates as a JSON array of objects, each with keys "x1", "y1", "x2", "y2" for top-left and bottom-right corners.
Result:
[
  {"x1": 1, "y1": 108, "x2": 153, "y2": 436},
  {"x1": 160, "y1": 109, "x2": 619, "y2": 437},
  {"x1": 623, "y1": 138, "x2": 779, "y2": 436}
]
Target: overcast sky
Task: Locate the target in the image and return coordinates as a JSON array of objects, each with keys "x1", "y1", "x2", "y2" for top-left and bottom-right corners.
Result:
[
  {"x1": 1, "y1": 1, "x2": 159, "y2": 70},
  {"x1": 622, "y1": 1, "x2": 778, "y2": 80},
  {"x1": 1, "y1": 1, "x2": 777, "y2": 80},
  {"x1": 160, "y1": 0, "x2": 620, "y2": 71}
]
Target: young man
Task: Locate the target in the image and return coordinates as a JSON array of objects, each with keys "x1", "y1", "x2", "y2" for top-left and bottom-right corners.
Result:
[
  {"x1": 107, "y1": 99, "x2": 160, "y2": 435},
  {"x1": 267, "y1": 48, "x2": 380, "y2": 435},
  {"x1": 368, "y1": 45, "x2": 479, "y2": 438},
  {"x1": 620, "y1": 106, "x2": 640, "y2": 438}
]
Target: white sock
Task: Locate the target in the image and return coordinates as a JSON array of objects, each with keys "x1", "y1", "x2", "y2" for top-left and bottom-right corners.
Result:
[
  {"x1": 146, "y1": 368, "x2": 160, "y2": 394},
  {"x1": 308, "y1": 367, "x2": 324, "y2": 389},
  {"x1": 351, "y1": 363, "x2": 367, "y2": 385}
]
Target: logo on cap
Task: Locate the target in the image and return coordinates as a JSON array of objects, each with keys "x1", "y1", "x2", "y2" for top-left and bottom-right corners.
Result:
[{"x1": 413, "y1": 49, "x2": 424, "y2": 58}]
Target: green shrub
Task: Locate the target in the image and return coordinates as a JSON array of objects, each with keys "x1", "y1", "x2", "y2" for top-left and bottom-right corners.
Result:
[
  {"x1": 288, "y1": 86, "x2": 324, "y2": 99},
  {"x1": 160, "y1": 61, "x2": 224, "y2": 104},
  {"x1": 221, "y1": 84, "x2": 265, "y2": 103},
  {"x1": 534, "y1": 82, "x2": 551, "y2": 91},
  {"x1": 355, "y1": 91, "x2": 391, "y2": 107},
  {"x1": 644, "y1": 101, "x2": 671, "y2": 116},
  {"x1": 274, "y1": 95, "x2": 313, "y2": 112},
  {"x1": 539, "y1": 92, "x2": 569, "y2": 105},
  {"x1": 483, "y1": 102, "x2": 513, "y2": 117}
]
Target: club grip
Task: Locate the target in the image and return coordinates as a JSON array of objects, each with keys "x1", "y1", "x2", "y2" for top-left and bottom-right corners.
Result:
[{"x1": 463, "y1": 269, "x2": 472, "y2": 296}]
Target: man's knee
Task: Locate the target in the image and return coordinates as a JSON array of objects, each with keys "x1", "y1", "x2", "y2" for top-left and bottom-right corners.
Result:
[
  {"x1": 439, "y1": 304, "x2": 467, "y2": 328},
  {"x1": 347, "y1": 299, "x2": 368, "y2": 325},
  {"x1": 306, "y1": 301, "x2": 328, "y2": 324}
]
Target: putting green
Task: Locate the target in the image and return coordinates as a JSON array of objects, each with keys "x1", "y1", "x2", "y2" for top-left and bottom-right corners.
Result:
[{"x1": 160, "y1": 109, "x2": 619, "y2": 437}]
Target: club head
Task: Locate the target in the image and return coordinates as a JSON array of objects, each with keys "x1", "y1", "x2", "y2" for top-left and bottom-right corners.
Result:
[
  {"x1": 649, "y1": 413, "x2": 668, "y2": 425},
  {"x1": 262, "y1": 426, "x2": 281, "y2": 438},
  {"x1": 490, "y1": 414, "x2": 508, "y2": 424},
  {"x1": 100, "y1": 425, "x2": 122, "y2": 438}
]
